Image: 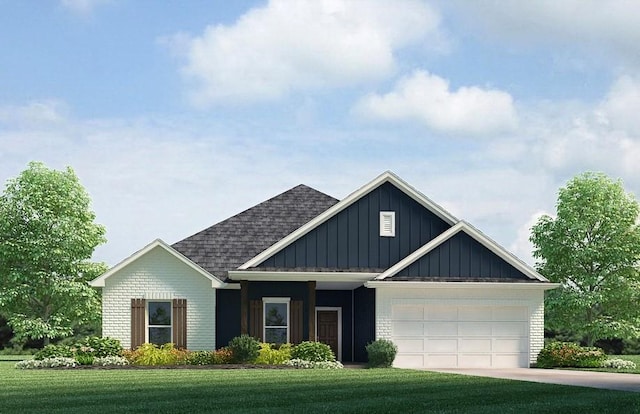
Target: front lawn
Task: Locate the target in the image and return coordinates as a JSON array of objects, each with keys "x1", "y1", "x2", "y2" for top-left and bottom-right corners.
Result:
[
  {"x1": 1, "y1": 360, "x2": 638, "y2": 413},
  {"x1": 579, "y1": 355, "x2": 640, "y2": 374}
]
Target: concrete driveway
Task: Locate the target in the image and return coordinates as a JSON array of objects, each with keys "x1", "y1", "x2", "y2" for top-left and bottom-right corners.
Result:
[{"x1": 430, "y1": 368, "x2": 640, "y2": 393}]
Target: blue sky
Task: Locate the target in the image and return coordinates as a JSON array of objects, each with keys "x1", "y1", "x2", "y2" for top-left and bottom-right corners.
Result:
[{"x1": 2, "y1": 0, "x2": 640, "y2": 266}]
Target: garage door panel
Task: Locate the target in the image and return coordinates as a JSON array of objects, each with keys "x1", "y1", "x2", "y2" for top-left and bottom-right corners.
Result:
[
  {"x1": 392, "y1": 305, "x2": 424, "y2": 320},
  {"x1": 425, "y1": 322, "x2": 457, "y2": 336},
  {"x1": 458, "y1": 322, "x2": 491, "y2": 336},
  {"x1": 426, "y1": 338, "x2": 457, "y2": 352},
  {"x1": 393, "y1": 321, "x2": 423, "y2": 336},
  {"x1": 493, "y1": 322, "x2": 528, "y2": 336},
  {"x1": 458, "y1": 307, "x2": 492, "y2": 321},
  {"x1": 395, "y1": 339, "x2": 424, "y2": 353},
  {"x1": 459, "y1": 339, "x2": 492, "y2": 353},
  {"x1": 391, "y1": 304, "x2": 529, "y2": 369},
  {"x1": 493, "y1": 306, "x2": 528, "y2": 321},
  {"x1": 426, "y1": 306, "x2": 458, "y2": 321}
]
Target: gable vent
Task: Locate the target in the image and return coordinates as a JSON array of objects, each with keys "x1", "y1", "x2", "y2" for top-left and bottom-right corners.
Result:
[{"x1": 380, "y1": 211, "x2": 396, "y2": 237}]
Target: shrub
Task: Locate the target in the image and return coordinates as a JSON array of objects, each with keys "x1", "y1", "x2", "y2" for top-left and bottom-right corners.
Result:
[
  {"x1": 256, "y1": 343, "x2": 292, "y2": 365},
  {"x1": 601, "y1": 358, "x2": 637, "y2": 370},
  {"x1": 93, "y1": 356, "x2": 129, "y2": 366},
  {"x1": 366, "y1": 339, "x2": 398, "y2": 368},
  {"x1": 212, "y1": 348, "x2": 234, "y2": 364},
  {"x1": 77, "y1": 336, "x2": 123, "y2": 358},
  {"x1": 126, "y1": 343, "x2": 187, "y2": 366},
  {"x1": 228, "y1": 335, "x2": 260, "y2": 363},
  {"x1": 291, "y1": 341, "x2": 335, "y2": 362},
  {"x1": 186, "y1": 350, "x2": 215, "y2": 366},
  {"x1": 284, "y1": 358, "x2": 343, "y2": 369},
  {"x1": 536, "y1": 341, "x2": 606, "y2": 368},
  {"x1": 16, "y1": 357, "x2": 78, "y2": 369},
  {"x1": 34, "y1": 344, "x2": 74, "y2": 360}
]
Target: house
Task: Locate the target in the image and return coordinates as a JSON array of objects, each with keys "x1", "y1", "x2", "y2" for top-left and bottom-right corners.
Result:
[{"x1": 90, "y1": 171, "x2": 557, "y2": 368}]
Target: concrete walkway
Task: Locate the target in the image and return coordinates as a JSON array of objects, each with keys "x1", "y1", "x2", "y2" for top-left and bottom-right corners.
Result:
[{"x1": 430, "y1": 368, "x2": 640, "y2": 393}]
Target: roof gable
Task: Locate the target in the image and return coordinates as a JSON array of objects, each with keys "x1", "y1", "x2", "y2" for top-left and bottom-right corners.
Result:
[
  {"x1": 90, "y1": 239, "x2": 225, "y2": 288},
  {"x1": 376, "y1": 222, "x2": 548, "y2": 282},
  {"x1": 240, "y1": 171, "x2": 458, "y2": 270},
  {"x1": 172, "y1": 184, "x2": 338, "y2": 278}
]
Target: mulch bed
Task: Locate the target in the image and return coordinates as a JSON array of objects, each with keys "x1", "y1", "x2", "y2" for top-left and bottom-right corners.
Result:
[{"x1": 55, "y1": 364, "x2": 294, "y2": 370}]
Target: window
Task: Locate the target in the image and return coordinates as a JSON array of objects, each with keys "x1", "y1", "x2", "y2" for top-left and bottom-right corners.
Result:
[
  {"x1": 148, "y1": 301, "x2": 172, "y2": 345},
  {"x1": 263, "y1": 298, "x2": 290, "y2": 344},
  {"x1": 380, "y1": 211, "x2": 396, "y2": 237}
]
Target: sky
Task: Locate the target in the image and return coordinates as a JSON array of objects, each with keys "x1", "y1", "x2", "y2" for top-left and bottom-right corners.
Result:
[{"x1": 2, "y1": 0, "x2": 640, "y2": 267}]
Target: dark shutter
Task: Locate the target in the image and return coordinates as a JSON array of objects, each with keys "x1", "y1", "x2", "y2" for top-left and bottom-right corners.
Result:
[
  {"x1": 290, "y1": 300, "x2": 304, "y2": 344},
  {"x1": 172, "y1": 298, "x2": 187, "y2": 349},
  {"x1": 131, "y1": 298, "x2": 146, "y2": 349},
  {"x1": 249, "y1": 300, "x2": 263, "y2": 341}
]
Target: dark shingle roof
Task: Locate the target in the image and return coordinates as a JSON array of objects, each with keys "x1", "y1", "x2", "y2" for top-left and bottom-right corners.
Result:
[{"x1": 172, "y1": 185, "x2": 338, "y2": 280}]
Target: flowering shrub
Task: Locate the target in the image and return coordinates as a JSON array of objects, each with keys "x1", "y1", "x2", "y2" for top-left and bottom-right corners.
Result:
[
  {"x1": 186, "y1": 351, "x2": 215, "y2": 365},
  {"x1": 601, "y1": 358, "x2": 637, "y2": 370},
  {"x1": 366, "y1": 339, "x2": 398, "y2": 368},
  {"x1": 284, "y1": 358, "x2": 343, "y2": 369},
  {"x1": 212, "y1": 348, "x2": 234, "y2": 364},
  {"x1": 34, "y1": 344, "x2": 74, "y2": 360},
  {"x1": 16, "y1": 357, "x2": 78, "y2": 369},
  {"x1": 33, "y1": 337, "x2": 123, "y2": 364},
  {"x1": 125, "y1": 343, "x2": 188, "y2": 366},
  {"x1": 291, "y1": 341, "x2": 335, "y2": 362},
  {"x1": 93, "y1": 356, "x2": 129, "y2": 366},
  {"x1": 77, "y1": 336, "x2": 123, "y2": 358},
  {"x1": 256, "y1": 343, "x2": 292, "y2": 365},
  {"x1": 536, "y1": 342, "x2": 606, "y2": 368}
]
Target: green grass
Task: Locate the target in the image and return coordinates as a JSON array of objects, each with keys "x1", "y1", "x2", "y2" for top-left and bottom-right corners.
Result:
[
  {"x1": 2, "y1": 361, "x2": 639, "y2": 413},
  {"x1": 576, "y1": 355, "x2": 640, "y2": 374}
]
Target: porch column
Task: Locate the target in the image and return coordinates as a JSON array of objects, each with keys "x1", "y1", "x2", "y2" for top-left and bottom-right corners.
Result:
[
  {"x1": 240, "y1": 280, "x2": 248, "y2": 335},
  {"x1": 308, "y1": 280, "x2": 316, "y2": 341}
]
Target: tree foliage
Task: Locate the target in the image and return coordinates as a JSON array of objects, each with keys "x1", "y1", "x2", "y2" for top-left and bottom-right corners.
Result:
[
  {"x1": 0, "y1": 161, "x2": 107, "y2": 343},
  {"x1": 530, "y1": 172, "x2": 640, "y2": 346}
]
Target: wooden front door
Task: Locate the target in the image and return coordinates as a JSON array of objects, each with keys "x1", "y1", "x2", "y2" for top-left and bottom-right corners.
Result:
[{"x1": 317, "y1": 310, "x2": 339, "y2": 359}]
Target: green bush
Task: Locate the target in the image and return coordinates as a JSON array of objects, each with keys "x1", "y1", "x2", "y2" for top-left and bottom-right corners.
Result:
[
  {"x1": 291, "y1": 341, "x2": 335, "y2": 362},
  {"x1": 366, "y1": 339, "x2": 398, "y2": 368},
  {"x1": 77, "y1": 336, "x2": 123, "y2": 358},
  {"x1": 228, "y1": 335, "x2": 260, "y2": 363},
  {"x1": 126, "y1": 343, "x2": 188, "y2": 366},
  {"x1": 34, "y1": 344, "x2": 74, "y2": 360},
  {"x1": 186, "y1": 350, "x2": 215, "y2": 365},
  {"x1": 256, "y1": 343, "x2": 292, "y2": 365},
  {"x1": 536, "y1": 341, "x2": 606, "y2": 368}
]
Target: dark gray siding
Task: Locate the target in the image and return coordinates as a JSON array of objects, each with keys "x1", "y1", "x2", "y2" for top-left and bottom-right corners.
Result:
[
  {"x1": 216, "y1": 289, "x2": 241, "y2": 349},
  {"x1": 257, "y1": 182, "x2": 451, "y2": 270},
  {"x1": 353, "y1": 286, "x2": 375, "y2": 362},
  {"x1": 392, "y1": 231, "x2": 530, "y2": 280}
]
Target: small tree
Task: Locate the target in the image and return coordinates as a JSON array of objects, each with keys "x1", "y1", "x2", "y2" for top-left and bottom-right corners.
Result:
[
  {"x1": 0, "y1": 162, "x2": 107, "y2": 344},
  {"x1": 530, "y1": 172, "x2": 640, "y2": 346}
]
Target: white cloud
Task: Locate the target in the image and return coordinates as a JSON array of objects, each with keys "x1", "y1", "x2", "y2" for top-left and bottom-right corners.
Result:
[
  {"x1": 0, "y1": 100, "x2": 69, "y2": 126},
  {"x1": 449, "y1": 0, "x2": 640, "y2": 68},
  {"x1": 509, "y1": 211, "x2": 549, "y2": 267},
  {"x1": 60, "y1": 0, "x2": 111, "y2": 16},
  {"x1": 354, "y1": 70, "x2": 518, "y2": 135},
  {"x1": 167, "y1": 0, "x2": 444, "y2": 105}
]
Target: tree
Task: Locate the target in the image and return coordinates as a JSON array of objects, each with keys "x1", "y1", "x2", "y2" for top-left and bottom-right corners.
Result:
[
  {"x1": 0, "y1": 161, "x2": 107, "y2": 344},
  {"x1": 530, "y1": 172, "x2": 640, "y2": 346}
]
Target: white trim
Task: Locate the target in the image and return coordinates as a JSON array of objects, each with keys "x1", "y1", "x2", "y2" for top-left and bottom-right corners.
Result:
[
  {"x1": 89, "y1": 239, "x2": 226, "y2": 288},
  {"x1": 316, "y1": 307, "x2": 342, "y2": 361},
  {"x1": 263, "y1": 297, "x2": 290, "y2": 344},
  {"x1": 239, "y1": 171, "x2": 458, "y2": 269},
  {"x1": 228, "y1": 271, "x2": 378, "y2": 282},
  {"x1": 380, "y1": 211, "x2": 396, "y2": 237},
  {"x1": 374, "y1": 221, "x2": 551, "y2": 283},
  {"x1": 365, "y1": 281, "x2": 560, "y2": 290}
]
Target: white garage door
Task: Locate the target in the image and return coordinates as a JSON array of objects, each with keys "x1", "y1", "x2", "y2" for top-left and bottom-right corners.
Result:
[{"x1": 391, "y1": 305, "x2": 529, "y2": 368}]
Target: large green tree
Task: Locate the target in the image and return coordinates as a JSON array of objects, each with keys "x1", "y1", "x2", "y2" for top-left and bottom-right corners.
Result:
[
  {"x1": 531, "y1": 172, "x2": 640, "y2": 346},
  {"x1": 0, "y1": 162, "x2": 107, "y2": 344}
]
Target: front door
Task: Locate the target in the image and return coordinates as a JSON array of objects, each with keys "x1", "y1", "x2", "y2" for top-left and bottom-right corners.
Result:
[{"x1": 317, "y1": 310, "x2": 339, "y2": 359}]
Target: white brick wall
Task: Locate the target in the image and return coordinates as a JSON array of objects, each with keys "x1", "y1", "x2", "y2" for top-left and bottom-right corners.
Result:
[
  {"x1": 101, "y1": 245, "x2": 216, "y2": 350},
  {"x1": 375, "y1": 285, "x2": 546, "y2": 367}
]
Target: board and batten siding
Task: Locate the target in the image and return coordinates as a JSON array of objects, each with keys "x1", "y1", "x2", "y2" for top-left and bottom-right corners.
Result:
[
  {"x1": 393, "y1": 231, "x2": 530, "y2": 280},
  {"x1": 258, "y1": 182, "x2": 451, "y2": 269},
  {"x1": 101, "y1": 246, "x2": 216, "y2": 350},
  {"x1": 374, "y1": 286, "x2": 545, "y2": 366}
]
